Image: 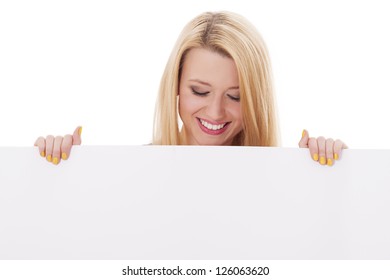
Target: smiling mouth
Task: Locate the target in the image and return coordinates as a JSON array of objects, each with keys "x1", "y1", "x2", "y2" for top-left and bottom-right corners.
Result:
[{"x1": 197, "y1": 118, "x2": 230, "y2": 134}]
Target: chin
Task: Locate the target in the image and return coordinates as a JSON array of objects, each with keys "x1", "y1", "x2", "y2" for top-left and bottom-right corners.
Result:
[{"x1": 196, "y1": 137, "x2": 231, "y2": 146}]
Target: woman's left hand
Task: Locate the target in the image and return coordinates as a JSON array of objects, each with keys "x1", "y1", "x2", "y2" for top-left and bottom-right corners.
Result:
[{"x1": 298, "y1": 129, "x2": 348, "y2": 166}]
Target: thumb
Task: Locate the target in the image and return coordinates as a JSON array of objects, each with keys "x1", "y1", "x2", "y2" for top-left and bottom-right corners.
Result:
[
  {"x1": 298, "y1": 129, "x2": 309, "y2": 148},
  {"x1": 72, "y1": 126, "x2": 82, "y2": 145}
]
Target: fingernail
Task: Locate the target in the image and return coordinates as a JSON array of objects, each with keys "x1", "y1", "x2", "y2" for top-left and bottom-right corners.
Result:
[
  {"x1": 320, "y1": 157, "x2": 326, "y2": 165},
  {"x1": 53, "y1": 157, "x2": 59, "y2": 165},
  {"x1": 327, "y1": 158, "x2": 333, "y2": 166},
  {"x1": 334, "y1": 153, "x2": 339, "y2": 160},
  {"x1": 302, "y1": 130, "x2": 306, "y2": 138},
  {"x1": 46, "y1": 155, "x2": 52, "y2": 162},
  {"x1": 313, "y1": 153, "x2": 319, "y2": 161},
  {"x1": 40, "y1": 151, "x2": 45, "y2": 157},
  {"x1": 62, "y1": 153, "x2": 68, "y2": 160},
  {"x1": 78, "y1": 127, "x2": 83, "y2": 136}
]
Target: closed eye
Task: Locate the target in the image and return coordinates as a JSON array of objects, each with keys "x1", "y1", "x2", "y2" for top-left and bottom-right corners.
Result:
[
  {"x1": 192, "y1": 88, "x2": 209, "y2": 96},
  {"x1": 227, "y1": 94, "x2": 240, "y2": 102}
]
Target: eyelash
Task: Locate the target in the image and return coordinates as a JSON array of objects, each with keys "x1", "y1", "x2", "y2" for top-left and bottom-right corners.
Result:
[
  {"x1": 228, "y1": 95, "x2": 240, "y2": 102},
  {"x1": 192, "y1": 89, "x2": 209, "y2": 96},
  {"x1": 191, "y1": 88, "x2": 240, "y2": 102}
]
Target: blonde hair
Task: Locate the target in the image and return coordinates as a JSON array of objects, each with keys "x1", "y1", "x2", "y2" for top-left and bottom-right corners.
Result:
[{"x1": 153, "y1": 11, "x2": 280, "y2": 146}]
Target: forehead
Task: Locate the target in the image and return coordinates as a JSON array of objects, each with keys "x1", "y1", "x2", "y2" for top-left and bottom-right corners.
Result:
[{"x1": 181, "y1": 48, "x2": 239, "y2": 87}]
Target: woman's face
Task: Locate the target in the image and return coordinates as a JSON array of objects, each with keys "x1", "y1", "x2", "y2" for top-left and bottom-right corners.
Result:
[{"x1": 179, "y1": 48, "x2": 243, "y2": 145}]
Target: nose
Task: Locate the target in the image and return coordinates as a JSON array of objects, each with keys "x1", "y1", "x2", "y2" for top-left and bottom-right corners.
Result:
[{"x1": 205, "y1": 95, "x2": 225, "y2": 121}]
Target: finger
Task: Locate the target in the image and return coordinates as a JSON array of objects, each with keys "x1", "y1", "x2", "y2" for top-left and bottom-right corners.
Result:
[
  {"x1": 333, "y1": 139, "x2": 345, "y2": 160},
  {"x1": 61, "y1": 134, "x2": 73, "y2": 160},
  {"x1": 325, "y1": 138, "x2": 335, "y2": 166},
  {"x1": 45, "y1": 135, "x2": 54, "y2": 162},
  {"x1": 34, "y1": 137, "x2": 46, "y2": 157},
  {"x1": 316, "y1": 136, "x2": 326, "y2": 165},
  {"x1": 298, "y1": 129, "x2": 309, "y2": 148},
  {"x1": 72, "y1": 126, "x2": 82, "y2": 145},
  {"x1": 52, "y1": 136, "x2": 63, "y2": 165},
  {"x1": 308, "y1": 137, "x2": 319, "y2": 161}
]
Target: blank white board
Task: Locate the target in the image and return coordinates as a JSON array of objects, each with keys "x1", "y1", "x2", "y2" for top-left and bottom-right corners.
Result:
[{"x1": 0, "y1": 146, "x2": 389, "y2": 259}]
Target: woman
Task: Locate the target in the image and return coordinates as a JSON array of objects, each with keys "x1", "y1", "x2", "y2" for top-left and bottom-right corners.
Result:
[{"x1": 35, "y1": 11, "x2": 347, "y2": 165}]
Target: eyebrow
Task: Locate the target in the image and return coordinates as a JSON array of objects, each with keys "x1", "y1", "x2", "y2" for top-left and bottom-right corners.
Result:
[{"x1": 189, "y1": 79, "x2": 239, "y2": 90}]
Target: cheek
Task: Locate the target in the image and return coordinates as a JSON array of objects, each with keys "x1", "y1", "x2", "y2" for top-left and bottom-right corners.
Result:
[
  {"x1": 178, "y1": 95, "x2": 188, "y2": 118},
  {"x1": 179, "y1": 93, "x2": 203, "y2": 118},
  {"x1": 178, "y1": 95, "x2": 194, "y2": 125},
  {"x1": 229, "y1": 104, "x2": 243, "y2": 125}
]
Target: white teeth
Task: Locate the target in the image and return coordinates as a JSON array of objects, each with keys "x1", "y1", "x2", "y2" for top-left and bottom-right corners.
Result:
[{"x1": 200, "y1": 119, "x2": 226, "y2": 131}]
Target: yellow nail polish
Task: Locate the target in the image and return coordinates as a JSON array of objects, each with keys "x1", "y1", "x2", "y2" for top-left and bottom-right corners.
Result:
[
  {"x1": 46, "y1": 155, "x2": 52, "y2": 162},
  {"x1": 320, "y1": 157, "x2": 326, "y2": 165},
  {"x1": 313, "y1": 153, "x2": 319, "y2": 161},
  {"x1": 334, "y1": 153, "x2": 339, "y2": 160},
  {"x1": 327, "y1": 158, "x2": 333, "y2": 166},
  {"x1": 302, "y1": 130, "x2": 306, "y2": 138},
  {"x1": 53, "y1": 157, "x2": 59, "y2": 165},
  {"x1": 78, "y1": 127, "x2": 83, "y2": 136},
  {"x1": 40, "y1": 151, "x2": 45, "y2": 157},
  {"x1": 62, "y1": 153, "x2": 68, "y2": 160}
]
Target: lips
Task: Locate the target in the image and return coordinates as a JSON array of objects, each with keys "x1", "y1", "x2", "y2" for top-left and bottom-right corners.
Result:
[{"x1": 197, "y1": 117, "x2": 230, "y2": 135}]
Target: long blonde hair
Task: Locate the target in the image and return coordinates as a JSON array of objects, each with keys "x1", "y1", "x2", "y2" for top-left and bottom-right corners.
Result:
[{"x1": 153, "y1": 11, "x2": 279, "y2": 146}]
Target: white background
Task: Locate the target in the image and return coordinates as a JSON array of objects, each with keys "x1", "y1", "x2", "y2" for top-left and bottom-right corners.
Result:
[
  {"x1": 2, "y1": 260, "x2": 390, "y2": 280},
  {"x1": 1, "y1": 0, "x2": 389, "y2": 148}
]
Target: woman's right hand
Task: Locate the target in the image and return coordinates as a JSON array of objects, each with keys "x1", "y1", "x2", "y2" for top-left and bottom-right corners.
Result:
[{"x1": 34, "y1": 126, "x2": 82, "y2": 165}]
